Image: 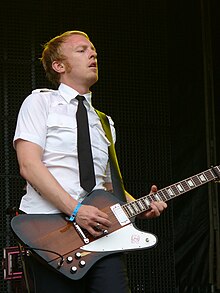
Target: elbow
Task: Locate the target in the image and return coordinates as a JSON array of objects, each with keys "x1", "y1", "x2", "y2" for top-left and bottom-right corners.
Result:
[
  {"x1": 18, "y1": 160, "x2": 36, "y2": 181},
  {"x1": 15, "y1": 140, "x2": 43, "y2": 180},
  {"x1": 19, "y1": 164, "x2": 30, "y2": 180}
]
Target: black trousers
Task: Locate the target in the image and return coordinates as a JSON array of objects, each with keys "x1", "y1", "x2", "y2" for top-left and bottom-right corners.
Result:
[{"x1": 23, "y1": 252, "x2": 131, "y2": 293}]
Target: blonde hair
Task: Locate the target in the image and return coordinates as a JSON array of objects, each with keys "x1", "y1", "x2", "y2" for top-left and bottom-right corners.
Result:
[{"x1": 40, "y1": 30, "x2": 89, "y2": 86}]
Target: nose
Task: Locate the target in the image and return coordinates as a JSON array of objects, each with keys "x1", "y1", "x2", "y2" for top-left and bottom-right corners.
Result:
[{"x1": 89, "y1": 49, "x2": 97, "y2": 59}]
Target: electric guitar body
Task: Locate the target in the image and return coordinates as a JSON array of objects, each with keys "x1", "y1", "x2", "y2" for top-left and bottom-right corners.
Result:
[{"x1": 11, "y1": 190, "x2": 157, "y2": 280}]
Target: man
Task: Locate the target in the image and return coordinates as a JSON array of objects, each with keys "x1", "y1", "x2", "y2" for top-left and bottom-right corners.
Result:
[{"x1": 13, "y1": 30, "x2": 167, "y2": 293}]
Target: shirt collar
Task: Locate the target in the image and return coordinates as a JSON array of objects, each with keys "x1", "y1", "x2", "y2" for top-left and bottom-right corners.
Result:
[{"x1": 58, "y1": 83, "x2": 92, "y2": 109}]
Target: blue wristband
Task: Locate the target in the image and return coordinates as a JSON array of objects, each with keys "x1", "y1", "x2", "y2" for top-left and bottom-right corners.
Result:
[{"x1": 69, "y1": 202, "x2": 82, "y2": 222}]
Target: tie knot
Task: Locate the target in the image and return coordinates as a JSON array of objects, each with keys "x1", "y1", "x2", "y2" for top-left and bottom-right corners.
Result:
[{"x1": 76, "y1": 95, "x2": 85, "y2": 102}]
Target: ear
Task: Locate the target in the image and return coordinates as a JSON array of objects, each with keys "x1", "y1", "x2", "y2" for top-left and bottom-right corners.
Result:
[{"x1": 52, "y1": 60, "x2": 65, "y2": 73}]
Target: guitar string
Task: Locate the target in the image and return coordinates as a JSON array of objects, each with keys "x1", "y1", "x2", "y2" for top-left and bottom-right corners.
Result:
[{"x1": 122, "y1": 166, "x2": 220, "y2": 218}]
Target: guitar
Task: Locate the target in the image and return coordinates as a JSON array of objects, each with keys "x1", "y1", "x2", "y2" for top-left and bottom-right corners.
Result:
[{"x1": 11, "y1": 165, "x2": 220, "y2": 280}]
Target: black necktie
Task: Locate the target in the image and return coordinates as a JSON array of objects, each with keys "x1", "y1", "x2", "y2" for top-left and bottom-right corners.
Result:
[{"x1": 76, "y1": 95, "x2": 96, "y2": 192}]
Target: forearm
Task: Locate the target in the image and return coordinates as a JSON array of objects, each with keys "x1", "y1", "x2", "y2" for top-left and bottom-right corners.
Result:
[{"x1": 21, "y1": 161, "x2": 77, "y2": 215}]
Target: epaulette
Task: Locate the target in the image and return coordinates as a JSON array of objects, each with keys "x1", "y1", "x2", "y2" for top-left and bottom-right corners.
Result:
[{"x1": 31, "y1": 88, "x2": 56, "y2": 93}]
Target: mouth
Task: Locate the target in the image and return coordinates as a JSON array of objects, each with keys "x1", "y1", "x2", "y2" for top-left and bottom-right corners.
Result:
[{"x1": 89, "y1": 62, "x2": 97, "y2": 68}]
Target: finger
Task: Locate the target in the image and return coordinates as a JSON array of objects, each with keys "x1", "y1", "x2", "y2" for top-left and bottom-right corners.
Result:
[
  {"x1": 97, "y1": 210, "x2": 110, "y2": 220},
  {"x1": 88, "y1": 207, "x2": 111, "y2": 227},
  {"x1": 150, "y1": 202, "x2": 167, "y2": 216},
  {"x1": 144, "y1": 209, "x2": 158, "y2": 219},
  {"x1": 95, "y1": 222, "x2": 101, "y2": 230},
  {"x1": 96, "y1": 216, "x2": 111, "y2": 228},
  {"x1": 86, "y1": 226, "x2": 103, "y2": 238},
  {"x1": 149, "y1": 206, "x2": 160, "y2": 217},
  {"x1": 150, "y1": 185, "x2": 158, "y2": 193},
  {"x1": 152, "y1": 201, "x2": 167, "y2": 211},
  {"x1": 94, "y1": 222, "x2": 102, "y2": 231},
  {"x1": 78, "y1": 205, "x2": 110, "y2": 225}
]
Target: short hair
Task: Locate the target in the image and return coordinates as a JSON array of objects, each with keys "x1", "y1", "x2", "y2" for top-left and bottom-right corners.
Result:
[{"x1": 40, "y1": 30, "x2": 89, "y2": 86}]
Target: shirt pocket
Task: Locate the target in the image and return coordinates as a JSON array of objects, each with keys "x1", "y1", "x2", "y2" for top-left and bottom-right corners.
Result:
[{"x1": 46, "y1": 112, "x2": 77, "y2": 153}]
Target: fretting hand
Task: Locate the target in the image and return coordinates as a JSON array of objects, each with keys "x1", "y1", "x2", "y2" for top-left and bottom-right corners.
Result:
[{"x1": 137, "y1": 185, "x2": 167, "y2": 219}]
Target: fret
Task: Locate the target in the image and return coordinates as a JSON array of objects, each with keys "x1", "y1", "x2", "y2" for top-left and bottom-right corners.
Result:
[
  {"x1": 187, "y1": 178, "x2": 195, "y2": 188},
  {"x1": 143, "y1": 197, "x2": 151, "y2": 207},
  {"x1": 136, "y1": 199, "x2": 146, "y2": 211},
  {"x1": 161, "y1": 188, "x2": 171, "y2": 199},
  {"x1": 204, "y1": 170, "x2": 214, "y2": 180},
  {"x1": 169, "y1": 185, "x2": 180, "y2": 195},
  {"x1": 198, "y1": 173, "x2": 207, "y2": 182},
  {"x1": 176, "y1": 183, "x2": 184, "y2": 193},
  {"x1": 124, "y1": 203, "x2": 135, "y2": 217},
  {"x1": 129, "y1": 203, "x2": 138, "y2": 215},
  {"x1": 146, "y1": 193, "x2": 160, "y2": 202},
  {"x1": 191, "y1": 175, "x2": 201, "y2": 186},
  {"x1": 154, "y1": 193, "x2": 162, "y2": 201},
  {"x1": 149, "y1": 193, "x2": 157, "y2": 201},
  {"x1": 122, "y1": 166, "x2": 220, "y2": 218},
  {"x1": 216, "y1": 166, "x2": 220, "y2": 176},
  {"x1": 127, "y1": 202, "x2": 134, "y2": 213},
  {"x1": 123, "y1": 205, "x2": 133, "y2": 218},
  {"x1": 157, "y1": 190, "x2": 167, "y2": 201},
  {"x1": 140, "y1": 198, "x2": 150, "y2": 210},
  {"x1": 211, "y1": 166, "x2": 220, "y2": 180},
  {"x1": 121, "y1": 206, "x2": 130, "y2": 218},
  {"x1": 178, "y1": 181, "x2": 190, "y2": 192},
  {"x1": 121, "y1": 165, "x2": 220, "y2": 218},
  {"x1": 166, "y1": 187, "x2": 175, "y2": 197},
  {"x1": 123, "y1": 193, "x2": 162, "y2": 218},
  {"x1": 130, "y1": 202, "x2": 141, "y2": 214}
]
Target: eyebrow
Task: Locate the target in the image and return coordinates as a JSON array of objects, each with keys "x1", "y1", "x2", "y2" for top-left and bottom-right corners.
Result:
[{"x1": 75, "y1": 44, "x2": 96, "y2": 51}]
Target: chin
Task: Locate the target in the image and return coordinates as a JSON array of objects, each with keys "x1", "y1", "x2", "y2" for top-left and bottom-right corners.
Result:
[{"x1": 89, "y1": 76, "x2": 98, "y2": 86}]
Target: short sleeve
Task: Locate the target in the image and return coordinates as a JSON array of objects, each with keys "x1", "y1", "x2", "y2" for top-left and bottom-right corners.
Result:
[{"x1": 13, "y1": 93, "x2": 49, "y2": 149}]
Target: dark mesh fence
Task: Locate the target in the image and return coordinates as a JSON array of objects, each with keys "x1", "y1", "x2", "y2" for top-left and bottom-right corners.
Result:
[{"x1": 1, "y1": 1, "x2": 176, "y2": 292}]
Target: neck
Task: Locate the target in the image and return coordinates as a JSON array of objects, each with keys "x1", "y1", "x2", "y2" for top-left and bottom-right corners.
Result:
[
  {"x1": 61, "y1": 82, "x2": 90, "y2": 95},
  {"x1": 60, "y1": 77, "x2": 97, "y2": 95}
]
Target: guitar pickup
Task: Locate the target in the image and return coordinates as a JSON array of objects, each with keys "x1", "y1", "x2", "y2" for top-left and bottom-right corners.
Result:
[{"x1": 110, "y1": 204, "x2": 130, "y2": 226}]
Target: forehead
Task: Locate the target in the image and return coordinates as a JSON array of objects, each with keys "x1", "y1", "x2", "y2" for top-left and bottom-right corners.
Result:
[{"x1": 63, "y1": 34, "x2": 95, "y2": 49}]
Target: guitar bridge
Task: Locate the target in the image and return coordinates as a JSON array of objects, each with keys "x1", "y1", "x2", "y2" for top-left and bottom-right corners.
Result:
[{"x1": 73, "y1": 222, "x2": 90, "y2": 244}]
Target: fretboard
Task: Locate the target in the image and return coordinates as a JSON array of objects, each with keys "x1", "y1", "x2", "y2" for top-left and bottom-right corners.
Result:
[{"x1": 122, "y1": 165, "x2": 220, "y2": 219}]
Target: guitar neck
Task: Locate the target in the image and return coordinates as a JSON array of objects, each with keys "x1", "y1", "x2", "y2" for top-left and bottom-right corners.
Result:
[{"x1": 122, "y1": 165, "x2": 220, "y2": 219}]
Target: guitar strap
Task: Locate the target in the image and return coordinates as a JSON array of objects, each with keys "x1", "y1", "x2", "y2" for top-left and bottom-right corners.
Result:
[{"x1": 95, "y1": 109, "x2": 126, "y2": 202}]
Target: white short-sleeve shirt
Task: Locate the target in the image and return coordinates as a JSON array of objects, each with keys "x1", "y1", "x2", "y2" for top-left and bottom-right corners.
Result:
[{"x1": 13, "y1": 83, "x2": 115, "y2": 214}]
